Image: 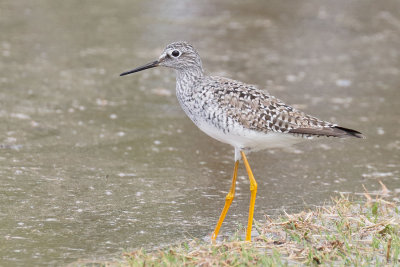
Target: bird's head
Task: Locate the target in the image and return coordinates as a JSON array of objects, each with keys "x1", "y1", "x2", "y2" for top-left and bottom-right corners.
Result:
[{"x1": 120, "y1": 41, "x2": 203, "y2": 76}]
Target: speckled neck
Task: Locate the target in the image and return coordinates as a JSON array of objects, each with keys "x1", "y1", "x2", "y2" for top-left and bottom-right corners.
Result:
[{"x1": 176, "y1": 67, "x2": 204, "y2": 95}]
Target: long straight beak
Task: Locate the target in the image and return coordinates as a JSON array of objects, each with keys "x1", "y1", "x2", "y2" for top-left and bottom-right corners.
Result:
[{"x1": 120, "y1": 60, "x2": 159, "y2": 76}]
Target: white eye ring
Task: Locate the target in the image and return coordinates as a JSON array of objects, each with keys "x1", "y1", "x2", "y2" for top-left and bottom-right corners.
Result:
[{"x1": 171, "y1": 50, "x2": 181, "y2": 57}]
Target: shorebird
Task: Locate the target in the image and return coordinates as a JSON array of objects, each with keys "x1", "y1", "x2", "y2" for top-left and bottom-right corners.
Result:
[{"x1": 120, "y1": 41, "x2": 364, "y2": 242}]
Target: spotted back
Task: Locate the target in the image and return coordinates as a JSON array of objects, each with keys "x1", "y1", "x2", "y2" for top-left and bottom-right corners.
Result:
[{"x1": 204, "y1": 77, "x2": 335, "y2": 135}]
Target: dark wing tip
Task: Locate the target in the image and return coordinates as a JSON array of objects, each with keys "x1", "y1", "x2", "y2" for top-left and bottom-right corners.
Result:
[
  {"x1": 289, "y1": 126, "x2": 365, "y2": 139},
  {"x1": 333, "y1": 126, "x2": 365, "y2": 139}
]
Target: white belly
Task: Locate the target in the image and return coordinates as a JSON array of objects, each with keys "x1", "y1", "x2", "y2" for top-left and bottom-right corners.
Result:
[{"x1": 196, "y1": 119, "x2": 302, "y2": 151}]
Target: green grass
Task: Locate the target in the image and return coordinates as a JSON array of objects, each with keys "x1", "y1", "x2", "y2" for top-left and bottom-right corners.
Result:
[{"x1": 72, "y1": 183, "x2": 399, "y2": 266}]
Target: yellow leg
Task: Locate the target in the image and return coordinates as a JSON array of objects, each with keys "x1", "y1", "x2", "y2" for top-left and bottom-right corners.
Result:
[
  {"x1": 211, "y1": 160, "x2": 239, "y2": 241},
  {"x1": 241, "y1": 151, "x2": 257, "y2": 242}
]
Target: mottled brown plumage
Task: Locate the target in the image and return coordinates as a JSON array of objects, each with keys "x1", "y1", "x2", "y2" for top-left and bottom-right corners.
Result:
[{"x1": 208, "y1": 76, "x2": 333, "y2": 134}]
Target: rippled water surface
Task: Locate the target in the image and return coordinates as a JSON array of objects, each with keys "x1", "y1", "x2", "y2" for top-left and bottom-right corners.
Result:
[{"x1": 1, "y1": 0, "x2": 399, "y2": 265}]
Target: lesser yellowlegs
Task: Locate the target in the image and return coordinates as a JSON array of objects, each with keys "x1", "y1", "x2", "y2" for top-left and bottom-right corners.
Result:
[{"x1": 120, "y1": 41, "x2": 364, "y2": 242}]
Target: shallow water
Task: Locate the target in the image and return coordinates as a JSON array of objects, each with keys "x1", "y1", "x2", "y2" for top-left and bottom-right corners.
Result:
[{"x1": 0, "y1": 0, "x2": 399, "y2": 265}]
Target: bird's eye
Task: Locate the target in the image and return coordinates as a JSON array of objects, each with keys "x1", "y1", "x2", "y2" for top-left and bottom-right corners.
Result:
[{"x1": 171, "y1": 50, "x2": 180, "y2": 57}]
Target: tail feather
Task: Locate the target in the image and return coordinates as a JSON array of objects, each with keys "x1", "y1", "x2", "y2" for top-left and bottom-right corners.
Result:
[
  {"x1": 289, "y1": 126, "x2": 365, "y2": 138},
  {"x1": 333, "y1": 126, "x2": 364, "y2": 138}
]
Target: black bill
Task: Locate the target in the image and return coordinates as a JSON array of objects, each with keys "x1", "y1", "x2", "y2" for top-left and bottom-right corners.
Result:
[{"x1": 120, "y1": 60, "x2": 159, "y2": 76}]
